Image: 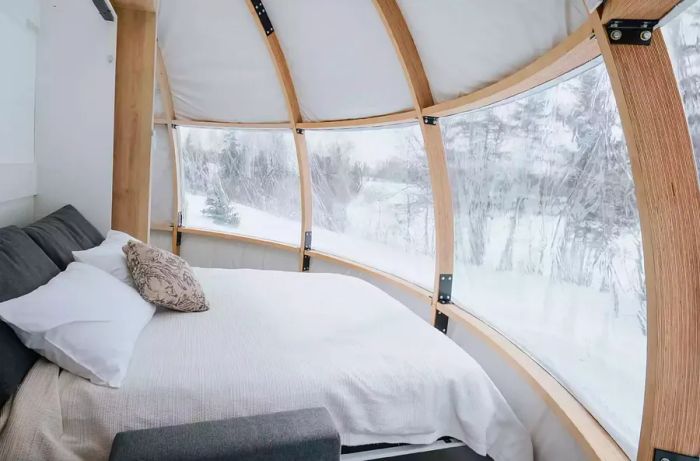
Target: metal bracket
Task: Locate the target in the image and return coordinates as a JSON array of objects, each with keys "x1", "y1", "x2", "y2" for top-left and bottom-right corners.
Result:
[
  {"x1": 302, "y1": 254, "x2": 311, "y2": 272},
  {"x1": 303, "y1": 231, "x2": 312, "y2": 250},
  {"x1": 437, "y1": 274, "x2": 453, "y2": 304},
  {"x1": 250, "y1": 0, "x2": 274, "y2": 36},
  {"x1": 423, "y1": 116, "x2": 439, "y2": 126},
  {"x1": 434, "y1": 310, "x2": 449, "y2": 334},
  {"x1": 296, "y1": 128, "x2": 305, "y2": 135},
  {"x1": 654, "y1": 449, "x2": 699, "y2": 461},
  {"x1": 606, "y1": 19, "x2": 659, "y2": 46},
  {"x1": 91, "y1": 0, "x2": 114, "y2": 21},
  {"x1": 175, "y1": 211, "x2": 183, "y2": 247}
]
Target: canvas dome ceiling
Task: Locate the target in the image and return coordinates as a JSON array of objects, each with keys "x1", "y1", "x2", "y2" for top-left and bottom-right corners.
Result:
[{"x1": 157, "y1": 0, "x2": 594, "y2": 123}]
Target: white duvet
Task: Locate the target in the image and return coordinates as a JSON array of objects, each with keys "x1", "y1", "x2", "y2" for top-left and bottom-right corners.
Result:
[{"x1": 0, "y1": 268, "x2": 532, "y2": 461}]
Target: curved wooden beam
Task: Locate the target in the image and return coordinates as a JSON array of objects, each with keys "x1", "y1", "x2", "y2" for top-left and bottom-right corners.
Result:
[
  {"x1": 373, "y1": 0, "x2": 454, "y2": 316},
  {"x1": 423, "y1": 22, "x2": 599, "y2": 118},
  {"x1": 296, "y1": 110, "x2": 418, "y2": 130},
  {"x1": 179, "y1": 226, "x2": 299, "y2": 253},
  {"x1": 156, "y1": 119, "x2": 291, "y2": 130},
  {"x1": 246, "y1": 0, "x2": 312, "y2": 272},
  {"x1": 592, "y1": 2, "x2": 700, "y2": 459},
  {"x1": 156, "y1": 45, "x2": 182, "y2": 255},
  {"x1": 306, "y1": 249, "x2": 432, "y2": 302}
]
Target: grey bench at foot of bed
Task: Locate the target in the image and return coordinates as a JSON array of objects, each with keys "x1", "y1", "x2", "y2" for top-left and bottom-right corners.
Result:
[{"x1": 108, "y1": 407, "x2": 341, "y2": 461}]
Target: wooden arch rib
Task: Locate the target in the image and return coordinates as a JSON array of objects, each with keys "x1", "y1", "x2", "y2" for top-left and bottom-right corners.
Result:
[
  {"x1": 245, "y1": 1, "x2": 311, "y2": 271},
  {"x1": 155, "y1": 45, "x2": 182, "y2": 255},
  {"x1": 374, "y1": 1, "x2": 626, "y2": 459},
  {"x1": 373, "y1": 0, "x2": 454, "y2": 312},
  {"x1": 592, "y1": 1, "x2": 700, "y2": 459}
]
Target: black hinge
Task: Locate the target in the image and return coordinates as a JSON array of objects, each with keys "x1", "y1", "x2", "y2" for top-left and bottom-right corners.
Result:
[
  {"x1": 423, "y1": 116, "x2": 439, "y2": 126},
  {"x1": 606, "y1": 19, "x2": 659, "y2": 46},
  {"x1": 434, "y1": 274, "x2": 453, "y2": 334},
  {"x1": 303, "y1": 231, "x2": 312, "y2": 250},
  {"x1": 434, "y1": 310, "x2": 449, "y2": 334},
  {"x1": 91, "y1": 0, "x2": 114, "y2": 21},
  {"x1": 250, "y1": 0, "x2": 274, "y2": 36},
  {"x1": 654, "y1": 449, "x2": 698, "y2": 461},
  {"x1": 175, "y1": 212, "x2": 183, "y2": 247},
  {"x1": 302, "y1": 254, "x2": 311, "y2": 272},
  {"x1": 296, "y1": 128, "x2": 305, "y2": 135},
  {"x1": 437, "y1": 274, "x2": 453, "y2": 304}
]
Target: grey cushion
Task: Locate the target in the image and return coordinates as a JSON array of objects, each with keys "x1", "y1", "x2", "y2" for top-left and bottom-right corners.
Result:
[
  {"x1": 109, "y1": 408, "x2": 341, "y2": 461},
  {"x1": 0, "y1": 226, "x2": 61, "y2": 407},
  {"x1": 24, "y1": 205, "x2": 104, "y2": 270}
]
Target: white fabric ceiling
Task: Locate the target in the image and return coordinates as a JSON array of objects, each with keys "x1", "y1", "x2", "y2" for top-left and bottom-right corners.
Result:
[
  {"x1": 264, "y1": 0, "x2": 413, "y2": 121},
  {"x1": 157, "y1": 0, "x2": 593, "y2": 123},
  {"x1": 157, "y1": 0, "x2": 288, "y2": 122},
  {"x1": 397, "y1": 0, "x2": 589, "y2": 103}
]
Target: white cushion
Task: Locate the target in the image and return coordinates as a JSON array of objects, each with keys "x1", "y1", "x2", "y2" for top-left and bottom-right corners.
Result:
[
  {"x1": 73, "y1": 230, "x2": 137, "y2": 286},
  {"x1": 0, "y1": 262, "x2": 155, "y2": 387}
]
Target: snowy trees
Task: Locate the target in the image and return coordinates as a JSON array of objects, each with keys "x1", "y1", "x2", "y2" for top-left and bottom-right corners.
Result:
[
  {"x1": 179, "y1": 127, "x2": 300, "y2": 242},
  {"x1": 307, "y1": 125, "x2": 435, "y2": 260},
  {"x1": 443, "y1": 62, "x2": 646, "y2": 329}
]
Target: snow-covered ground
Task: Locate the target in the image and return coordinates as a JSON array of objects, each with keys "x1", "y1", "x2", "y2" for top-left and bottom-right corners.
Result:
[
  {"x1": 183, "y1": 192, "x2": 435, "y2": 288},
  {"x1": 454, "y1": 261, "x2": 644, "y2": 457}
]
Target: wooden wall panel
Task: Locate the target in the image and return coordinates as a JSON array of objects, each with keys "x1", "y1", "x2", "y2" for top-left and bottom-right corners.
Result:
[
  {"x1": 593, "y1": 3, "x2": 700, "y2": 459},
  {"x1": 112, "y1": 7, "x2": 157, "y2": 242}
]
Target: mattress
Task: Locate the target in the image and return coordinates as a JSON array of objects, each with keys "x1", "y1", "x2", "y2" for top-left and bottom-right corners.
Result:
[{"x1": 0, "y1": 268, "x2": 532, "y2": 460}]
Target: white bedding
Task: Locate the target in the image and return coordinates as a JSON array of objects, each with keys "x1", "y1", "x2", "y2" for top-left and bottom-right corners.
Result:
[{"x1": 0, "y1": 268, "x2": 532, "y2": 461}]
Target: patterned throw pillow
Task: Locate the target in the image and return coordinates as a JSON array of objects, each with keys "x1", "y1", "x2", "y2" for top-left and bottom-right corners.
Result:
[{"x1": 123, "y1": 240, "x2": 209, "y2": 312}]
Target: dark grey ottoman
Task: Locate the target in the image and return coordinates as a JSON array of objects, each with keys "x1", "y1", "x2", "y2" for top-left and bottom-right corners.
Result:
[{"x1": 109, "y1": 407, "x2": 340, "y2": 461}]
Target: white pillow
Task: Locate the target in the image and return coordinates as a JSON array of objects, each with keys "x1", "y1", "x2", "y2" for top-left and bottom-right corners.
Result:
[
  {"x1": 73, "y1": 230, "x2": 138, "y2": 286},
  {"x1": 0, "y1": 262, "x2": 155, "y2": 387}
]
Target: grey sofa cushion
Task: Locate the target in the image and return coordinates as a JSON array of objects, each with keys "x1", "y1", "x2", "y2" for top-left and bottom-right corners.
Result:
[
  {"x1": 0, "y1": 226, "x2": 61, "y2": 407},
  {"x1": 109, "y1": 408, "x2": 340, "y2": 461},
  {"x1": 24, "y1": 205, "x2": 104, "y2": 270}
]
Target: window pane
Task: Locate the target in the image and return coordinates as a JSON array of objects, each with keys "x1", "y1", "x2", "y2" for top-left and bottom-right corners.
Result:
[
  {"x1": 663, "y1": 2, "x2": 700, "y2": 183},
  {"x1": 306, "y1": 124, "x2": 435, "y2": 287},
  {"x1": 441, "y1": 62, "x2": 646, "y2": 458},
  {"x1": 179, "y1": 127, "x2": 301, "y2": 245}
]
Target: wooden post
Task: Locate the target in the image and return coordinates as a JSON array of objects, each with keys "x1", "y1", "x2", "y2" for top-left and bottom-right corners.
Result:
[
  {"x1": 373, "y1": 0, "x2": 454, "y2": 317},
  {"x1": 156, "y1": 45, "x2": 182, "y2": 254},
  {"x1": 592, "y1": 1, "x2": 700, "y2": 459},
  {"x1": 111, "y1": 4, "x2": 157, "y2": 242},
  {"x1": 246, "y1": 1, "x2": 312, "y2": 271}
]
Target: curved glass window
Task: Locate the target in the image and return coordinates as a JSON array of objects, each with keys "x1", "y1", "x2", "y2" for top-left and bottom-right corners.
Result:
[
  {"x1": 179, "y1": 127, "x2": 301, "y2": 245},
  {"x1": 663, "y1": 2, "x2": 700, "y2": 182},
  {"x1": 441, "y1": 62, "x2": 646, "y2": 458},
  {"x1": 306, "y1": 124, "x2": 435, "y2": 287}
]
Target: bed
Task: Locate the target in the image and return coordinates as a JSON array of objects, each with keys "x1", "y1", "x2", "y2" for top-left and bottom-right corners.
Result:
[{"x1": 0, "y1": 208, "x2": 533, "y2": 461}]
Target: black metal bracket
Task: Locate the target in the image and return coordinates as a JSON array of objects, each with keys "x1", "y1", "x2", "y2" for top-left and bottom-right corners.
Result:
[
  {"x1": 296, "y1": 128, "x2": 305, "y2": 135},
  {"x1": 92, "y1": 0, "x2": 114, "y2": 21},
  {"x1": 302, "y1": 254, "x2": 311, "y2": 272},
  {"x1": 250, "y1": 0, "x2": 274, "y2": 36},
  {"x1": 423, "y1": 116, "x2": 439, "y2": 126},
  {"x1": 175, "y1": 212, "x2": 183, "y2": 247},
  {"x1": 303, "y1": 231, "x2": 312, "y2": 250},
  {"x1": 606, "y1": 19, "x2": 659, "y2": 46},
  {"x1": 433, "y1": 274, "x2": 453, "y2": 334},
  {"x1": 654, "y1": 449, "x2": 699, "y2": 461},
  {"x1": 437, "y1": 274, "x2": 453, "y2": 304},
  {"x1": 434, "y1": 310, "x2": 449, "y2": 334}
]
